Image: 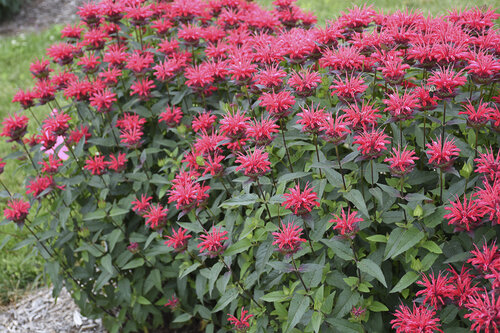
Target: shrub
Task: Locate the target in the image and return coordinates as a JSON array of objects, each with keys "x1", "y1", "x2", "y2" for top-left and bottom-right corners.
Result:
[{"x1": 3, "y1": 0, "x2": 500, "y2": 332}]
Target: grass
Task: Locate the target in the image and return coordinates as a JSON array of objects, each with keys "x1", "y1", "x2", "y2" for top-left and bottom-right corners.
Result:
[{"x1": 0, "y1": 0, "x2": 498, "y2": 306}]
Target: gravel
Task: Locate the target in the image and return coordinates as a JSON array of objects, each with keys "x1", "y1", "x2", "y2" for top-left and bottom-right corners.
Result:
[
  {"x1": 0, "y1": 0, "x2": 86, "y2": 35},
  {"x1": 0, "y1": 287, "x2": 106, "y2": 333}
]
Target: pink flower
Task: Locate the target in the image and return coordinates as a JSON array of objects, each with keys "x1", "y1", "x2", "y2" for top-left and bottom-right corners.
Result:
[
  {"x1": 258, "y1": 90, "x2": 296, "y2": 119},
  {"x1": 164, "y1": 295, "x2": 179, "y2": 310},
  {"x1": 164, "y1": 227, "x2": 191, "y2": 252},
  {"x1": 468, "y1": 242, "x2": 500, "y2": 273},
  {"x1": 144, "y1": 204, "x2": 168, "y2": 230},
  {"x1": 296, "y1": 103, "x2": 327, "y2": 134},
  {"x1": 1, "y1": 113, "x2": 29, "y2": 142},
  {"x1": 444, "y1": 195, "x2": 484, "y2": 232},
  {"x1": 319, "y1": 113, "x2": 351, "y2": 144},
  {"x1": 353, "y1": 128, "x2": 390, "y2": 159},
  {"x1": 131, "y1": 194, "x2": 152, "y2": 215},
  {"x1": 4, "y1": 198, "x2": 30, "y2": 225},
  {"x1": 391, "y1": 304, "x2": 443, "y2": 333},
  {"x1": 235, "y1": 149, "x2": 271, "y2": 179},
  {"x1": 159, "y1": 106, "x2": 183, "y2": 127},
  {"x1": 40, "y1": 134, "x2": 69, "y2": 161},
  {"x1": 330, "y1": 207, "x2": 363, "y2": 238},
  {"x1": 426, "y1": 138, "x2": 460, "y2": 171},
  {"x1": 272, "y1": 222, "x2": 307, "y2": 255},
  {"x1": 464, "y1": 290, "x2": 500, "y2": 333},
  {"x1": 84, "y1": 155, "x2": 107, "y2": 175},
  {"x1": 416, "y1": 272, "x2": 455, "y2": 309},
  {"x1": 197, "y1": 226, "x2": 228, "y2": 257},
  {"x1": 282, "y1": 183, "x2": 320, "y2": 215},
  {"x1": 384, "y1": 146, "x2": 418, "y2": 177}
]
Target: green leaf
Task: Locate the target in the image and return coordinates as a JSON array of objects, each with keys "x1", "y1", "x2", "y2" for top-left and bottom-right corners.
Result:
[
  {"x1": 321, "y1": 238, "x2": 354, "y2": 261},
  {"x1": 260, "y1": 290, "x2": 290, "y2": 302},
  {"x1": 137, "y1": 296, "x2": 151, "y2": 305},
  {"x1": 208, "y1": 262, "x2": 223, "y2": 296},
  {"x1": 212, "y1": 288, "x2": 238, "y2": 312},
  {"x1": 390, "y1": 271, "x2": 420, "y2": 293},
  {"x1": 311, "y1": 162, "x2": 344, "y2": 188},
  {"x1": 108, "y1": 207, "x2": 129, "y2": 217},
  {"x1": 224, "y1": 238, "x2": 252, "y2": 256},
  {"x1": 219, "y1": 194, "x2": 258, "y2": 208},
  {"x1": 94, "y1": 271, "x2": 112, "y2": 292},
  {"x1": 83, "y1": 209, "x2": 107, "y2": 221},
  {"x1": 357, "y1": 259, "x2": 387, "y2": 287},
  {"x1": 344, "y1": 189, "x2": 369, "y2": 217},
  {"x1": 177, "y1": 221, "x2": 204, "y2": 234},
  {"x1": 333, "y1": 289, "x2": 360, "y2": 318},
  {"x1": 311, "y1": 311, "x2": 322, "y2": 333},
  {"x1": 101, "y1": 254, "x2": 114, "y2": 274},
  {"x1": 144, "y1": 269, "x2": 162, "y2": 293},
  {"x1": 366, "y1": 235, "x2": 387, "y2": 243},
  {"x1": 325, "y1": 318, "x2": 363, "y2": 333},
  {"x1": 179, "y1": 262, "x2": 201, "y2": 279},
  {"x1": 286, "y1": 293, "x2": 310, "y2": 333},
  {"x1": 278, "y1": 172, "x2": 311, "y2": 184},
  {"x1": 172, "y1": 313, "x2": 192, "y2": 323},
  {"x1": 384, "y1": 227, "x2": 424, "y2": 260},
  {"x1": 122, "y1": 258, "x2": 144, "y2": 270},
  {"x1": 368, "y1": 301, "x2": 389, "y2": 312},
  {"x1": 421, "y1": 241, "x2": 443, "y2": 254},
  {"x1": 107, "y1": 229, "x2": 123, "y2": 252}
]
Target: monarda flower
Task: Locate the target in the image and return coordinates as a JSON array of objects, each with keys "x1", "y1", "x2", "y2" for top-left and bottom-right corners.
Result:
[
  {"x1": 164, "y1": 227, "x2": 191, "y2": 252},
  {"x1": 342, "y1": 101, "x2": 381, "y2": 131},
  {"x1": 384, "y1": 146, "x2": 419, "y2": 177},
  {"x1": 468, "y1": 242, "x2": 500, "y2": 273},
  {"x1": 353, "y1": 129, "x2": 390, "y2": 159},
  {"x1": 447, "y1": 266, "x2": 480, "y2": 308},
  {"x1": 288, "y1": 68, "x2": 322, "y2": 97},
  {"x1": 29, "y1": 58, "x2": 52, "y2": 79},
  {"x1": 219, "y1": 109, "x2": 250, "y2": 140},
  {"x1": 330, "y1": 73, "x2": 367, "y2": 104},
  {"x1": 383, "y1": 90, "x2": 419, "y2": 121},
  {"x1": 253, "y1": 64, "x2": 286, "y2": 89},
  {"x1": 116, "y1": 113, "x2": 146, "y2": 149},
  {"x1": 459, "y1": 100, "x2": 494, "y2": 129},
  {"x1": 427, "y1": 67, "x2": 467, "y2": 99},
  {"x1": 26, "y1": 175, "x2": 57, "y2": 198},
  {"x1": 282, "y1": 183, "x2": 320, "y2": 215},
  {"x1": 330, "y1": 207, "x2": 363, "y2": 238},
  {"x1": 164, "y1": 295, "x2": 179, "y2": 310},
  {"x1": 144, "y1": 204, "x2": 168, "y2": 230},
  {"x1": 197, "y1": 226, "x2": 228, "y2": 257},
  {"x1": 246, "y1": 115, "x2": 279, "y2": 146},
  {"x1": 474, "y1": 148, "x2": 500, "y2": 181},
  {"x1": 130, "y1": 78, "x2": 156, "y2": 101},
  {"x1": 132, "y1": 194, "x2": 152, "y2": 215},
  {"x1": 235, "y1": 149, "x2": 271, "y2": 179},
  {"x1": 413, "y1": 86, "x2": 439, "y2": 112},
  {"x1": 42, "y1": 111, "x2": 71, "y2": 136},
  {"x1": 4, "y1": 198, "x2": 30, "y2": 225},
  {"x1": 227, "y1": 307, "x2": 253, "y2": 332},
  {"x1": 426, "y1": 138, "x2": 460, "y2": 171},
  {"x1": 106, "y1": 153, "x2": 128, "y2": 172},
  {"x1": 391, "y1": 304, "x2": 443, "y2": 333},
  {"x1": 272, "y1": 222, "x2": 307, "y2": 255},
  {"x1": 258, "y1": 90, "x2": 296, "y2": 119},
  {"x1": 89, "y1": 89, "x2": 117, "y2": 113},
  {"x1": 444, "y1": 195, "x2": 484, "y2": 232},
  {"x1": 416, "y1": 272, "x2": 455, "y2": 310},
  {"x1": 476, "y1": 180, "x2": 500, "y2": 226},
  {"x1": 1, "y1": 113, "x2": 29, "y2": 142},
  {"x1": 319, "y1": 113, "x2": 351, "y2": 145},
  {"x1": 296, "y1": 103, "x2": 327, "y2": 134},
  {"x1": 159, "y1": 106, "x2": 183, "y2": 127},
  {"x1": 12, "y1": 88, "x2": 35, "y2": 109},
  {"x1": 465, "y1": 51, "x2": 500, "y2": 85},
  {"x1": 192, "y1": 112, "x2": 217, "y2": 133},
  {"x1": 168, "y1": 176, "x2": 210, "y2": 212},
  {"x1": 377, "y1": 58, "x2": 410, "y2": 85},
  {"x1": 464, "y1": 290, "x2": 500, "y2": 333},
  {"x1": 84, "y1": 155, "x2": 107, "y2": 175}
]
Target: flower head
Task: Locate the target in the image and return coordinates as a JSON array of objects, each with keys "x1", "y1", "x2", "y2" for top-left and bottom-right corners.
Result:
[
  {"x1": 391, "y1": 304, "x2": 443, "y2": 333},
  {"x1": 106, "y1": 153, "x2": 128, "y2": 172},
  {"x1": 4, "y1": 199, "x2": 30, "y2": 225},
  {"x1": 84, "y1": 155, "x2": 107, "y2": 175},
  {"x1": 132, "y1": 194, "x2": 152, "y2": 215},
  {"x1": 296, "y1": 103, "x2": 327, "y2": 134},
  {"x1": 164, "y1": 227, "x2": 191, "y2": 252},
  {"x1": 159, "y1": 106, "x2": 183, "y2": 127},
  {"x1": 246, "y1": 115, "x2": 279, "y2": 146},
  {"x1": 416, "y1": 272, "x2": 455, "y2": 309},
  {"x1": 353, "y1": 128, "x2": 390, "y2": 159},
  {"x1": 427, "y1": 67, "x2": 467, "y2": 99},
  {"x1": 464, "y1": 290, "x2": 500, "y2": 333},
  {"x1": 259, "y1": 90, "x2": 296, "y2": 119},
  {"x1": 384, "y1": 146, "x2": 419, "y2": 177},
  {"x1": 272, "y1": 222, "x2": 307, "y2": 255},
  {"x1": 228, "y1": 307, "x2": 253, "y2": 332},
  {"x1": 330, "y1": 207, "x2": 363, "y2": 238},
  {"x1": 235, "y1": 149, "x2": 271, "y2": 179},
  {"x1": 282, "y1": 183, "x2": 320, "y2": 215},
  {"x1": 426, "y1": 138, "x2": 460, "y2": 171},
  {"x1": 444, "y1": 195, "x2": 484, "y2": 232},
  {"x1": 319, "y1": 113, "x2": 351, "y2": 144},
  {"x1": 164, "y1": 295, "x2": 180, "y2": 310},
  {"x1": 144, "y1": 203, "x2": 168, "y2": 230},
  {"x1": 1, "y1": 114, "x2": 29, "y2": 142},
  {"x1": 197, "y1": 226, "x2": 228, "y2": 257}
]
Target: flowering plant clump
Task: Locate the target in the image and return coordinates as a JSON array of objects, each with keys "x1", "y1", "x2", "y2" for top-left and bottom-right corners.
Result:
[{"x1": 2, "y1": 0, "x2": 500, "y2": 332}]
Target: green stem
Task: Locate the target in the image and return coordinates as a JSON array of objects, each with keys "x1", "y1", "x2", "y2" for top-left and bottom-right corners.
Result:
[
  {"x1": 335, "y1": 145, "x2": 347, "y2": 191},
  {"x1": 280, "y1": 119, "x2": 294, "y2": 173},
  {"x1": 313, "y1": 134, "x2": 323, "y2": 178}
]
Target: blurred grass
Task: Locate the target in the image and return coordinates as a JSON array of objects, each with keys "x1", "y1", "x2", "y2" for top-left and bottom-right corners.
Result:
[{"x1": 0, "y1": 25, "x2": 61, "y2": 305}]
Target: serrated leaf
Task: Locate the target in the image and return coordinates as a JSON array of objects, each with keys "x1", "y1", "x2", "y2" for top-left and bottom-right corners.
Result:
[
  {"x1": 357, "y1": 259, "x2": 387, "y2": 287},
  {"x1": 368, "y1": 301, "x2": 389, "y2": 312},
  {"x1": 137, "y1": 296, "x2": 151, "y2": 305},
  {"x1": 286, "y1": 294, "x2": 310, "y2": 333},
  {"x1": 278, "y1": 172, "x2": 311, "y2": 184},
  {"x1": 101, "y1": 254, "x2": 114, "y2": 274},
  {"x1": 107, "y1": 229, "x2": 123, "y2": 252},
  {"x1": 260, "y1": 291, "x2": 289, "y2": 302},
  {"x1": 344, "y1": 189, "x2": 369, "y2": 217},
  {"x1": 179, "y1": 262, "x2": 201, "y2": 279},
  {"x1": 208, "y1": 262, "x2": 223, "y2": 296},
  {"x1": 224, "y1": 238, "x2": 252, "y2": 256},
  {"x1": 384, "y1": 227, "x2": 424, "y2": 260},
  {"x1": 366, "y1": 235, "x2": 387, "y2": 243},
  {"x1": 390, "y1": 271, "x2": 419, "y2": 293},
  {"x1": 311, "y1": 311, "x2": 322, "y2": 333},
  {"x1": 219, "y1": 193, "x2": 258, "y2": 208},
  {"x1": 122, "y1": 258, "x2": 144, "y2": 270},
  {"x1": 108, "y1": 207, "x2": 129, "y2": 217},
  {"x1": 421, "y1": 240, "x2": 443, "y2": 254},
  {"x1": 321, "y1": 238, "x2": 354, "y2": 261},
  {"x1": 212, "y1": 288, "x2": 238, "y2": 312},
  {"x1": 83, "y1": 209, "x2": 107, "y2": 221},
  {"x1": 172, "y1": 313, "x2": 192, "y2": 323}
]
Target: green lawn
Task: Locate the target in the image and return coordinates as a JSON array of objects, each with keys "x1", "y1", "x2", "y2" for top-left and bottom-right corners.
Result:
[{"x1": 0, "y1": 0, "x2": 498, "y2": 305}]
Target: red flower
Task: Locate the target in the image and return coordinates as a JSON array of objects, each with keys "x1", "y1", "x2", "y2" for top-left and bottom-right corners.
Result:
[
  {"x1": 12, "y1": 88, "x2": 35, "y2": 109},
  {"x1": 84, "y1": 155, "x2": 107, "y2": 175},
  {"x1": 164, "y1": 227, "x2": 191, "y2": 252},
  {"x1": 228, "y1": 54, "x2": 258, "y2": 83},
  {"x1": 391, "y1": 304, "x2": 443, "y2": 333},
  {"x1": 153, "y1": 59, "x2": 180, "y2": 81},
  {"x1": 330, "y1": 73, "x2": 367, "y2": 104},
  {"x1": 144, "y1": 204, "x2": 168, "y2": 230},
  {"x1": 426, "y1": 138, "x2": 460, "y2": 170},
  {"x1": 253, "y1": 64, "x2": 286, "y2": 89},
  {"x1": 272, "y1": 222, "x2": 307, "y2": 255},
  {"x1": 29, "y1": 58, "x2": 52, "y2": 79},
  {"x1": 296, "y1": 103, "x2": 327, "y2": 134},
  {"x1": 132, "y1": 194, "x2": 152, "y2": 215},
  {"x1": 68, "y1": 125, "x2": 91, "y2": 145},
  {"x1": 413, "y1": 86, "x2": 439, "y2": 112},
  {"x1": 319, "y1": 45, "x2": 366, "y2": 72},
  {"x1": 464, "y1": 290, "x2": 500, "y2": 333},
  {"x1": 288, "y1": 68, "x2": 322, "y2": 97},
  {"x1": 106, "y1": 153, "x2": 128, "y2": 172},
  {"x1": 39, "y1": 155, "x2": 63, "y2": 174},
  {"x1": 353, "y1": 128, "x2": 390, "y2": 159},
  {"x1": 197, "y1": 226, "x2": 228, "y2": 257},
  {"x1": 330, "y1": 207, "x2": 363, "y2": 238},
  {"x1": 130, "y1": 78, "x2": 156, "y2": 101},
  {"x1": 192, "y1": 112, "x2": 217, "y2": 133},
  {"x1": 164, "y1": 295, "x2": 180, "y2": 310},
  {"x1": 377, "y1": 58, "x2": 410, "y2": 85},
  {"x1": 159, "y1": 106, "x2": 183, "y2": 127},
  {"x1": 227, "y1": 307, "x2": 253, "y2": 332},
  {"x1": 427, "y1": 67, "x2": 467, "y2": 99},
  {"x1": 444, "y1": 195, "x2": 484, "y2": 232},
  {"x1": 468, "y1": 242, "x2": 500, "y2": 273},
  {"x1": 219, "y1": 109, "x2": 249, "y2": 140},
  {"x1": 383, "y1": 90, "x2": 419, "y2": 121},
  {"x1": 90, "y1": 89, "x2": 117, "y2": 113},
  {"x1": 26, "y1": 175, "x2": 57, "y2": 198},
  {"x1": 235, "y1": 149, "x2": 271, "y2": 179},
  {"x1": 42, "y1": 111, "x2": 71, "y2": 136},
  {"x1": 342, "y1": 101, "x2": 381, "y2": 131},
  {"x1": 202, "y1": 153, "x2": 224, "y2": 177},
  {"x1": 246, "y1": 115, "x2": 279, "y2": 146},
  {"x1": 319, "y1": 113, "x2": 351, "y2": 144},
  {"x1": 384, "y1": 146, "x2": 419, "y2": 177},
  {"x1": 447, "y1": 265, "x2": 480, "y2": 308},
  {"x1": 126, "y1": 50, "x2": 154, "y2": 74},
  {"x1": 416, "y1": 272, "x2": 455, "y2": 309},
  {"x1": 116, "y1": 113, "x2": 146, "y2": 149},
  {"x1": 4, "y1": 198, "x2": 30, "y2": 224},
  {"x1": 459, "y1": 100, "x2": 494, "y2": 129},
  {"x1": 168, "y1": 172, "x2": 210, "y2": 212},
  {"x1": 476, "y1": 180, "x2": 500, "y2": 226},
  {"x1": 258, "y1": 90, "x2": 296, "y2": 119},
  {"x1": 465, "y1": 51, "x2": 500, "y2": 85},
  {"x1": 1, "y1": 113, "x2": 29, "y2": 142},
  {"x1": 475, "y1": 148, "x2": 500, "y2": 181},
  {"x1": 282, "y1": 183, "x2": 320, "y2": 215},
  {"x1": 185, "y1": 64, "x2": 214, "y2": 89}
]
